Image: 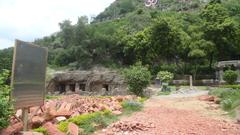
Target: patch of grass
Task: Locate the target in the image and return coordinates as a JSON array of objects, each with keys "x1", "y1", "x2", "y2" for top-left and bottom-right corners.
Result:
[
  {"x1": 208, "y1": 88, "x2": 228, "y2": 97},
  {"x1": 195, "y1": 86, "x2": 209, "y2": 91},
  {"x1": 209, "y1": 88, "x2": 240, "y2": 112},
  {"x1": 94, "y1": 96, "x2": 112, "y2": 99},
  {"x1": 45, "y1": 95, "x2": 62, "y2": 100},
  {"x1": 221, "y1": 85, "x2": 240, "y2": 90},
  {"x1": 137, "y1": 97, "x2": 148, "y2": 103},
  {"x1": 121, "y1": 100, "x2": 143, "y2": 115},
  {"x1": 158, "y1": 91, "x2": 171, "y2": 95},
  {"x1": 58, "y1": 110, "x2": 118, "y2": 135},
  {"x1": 33, "y1": 127, "x2": 48, "y2": 135},
  {"x1": 169, "y1": 85, "x2": 176, "y2": 91}
]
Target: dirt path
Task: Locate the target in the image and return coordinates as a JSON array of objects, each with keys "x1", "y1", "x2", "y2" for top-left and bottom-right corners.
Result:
[{"x1": 98, "y1": 92, "x2": 240, "y2": 135}]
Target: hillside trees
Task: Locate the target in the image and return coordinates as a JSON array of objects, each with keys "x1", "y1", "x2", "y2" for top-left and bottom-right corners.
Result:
[
  {"x1": 0, "y1": 48, "x2": 13, "y2": 71},
  {"x1": 29, "y1": 0, "x2": 240, "y2": 79},
  {"x1": 201, "y1": 1, "x2": 240, "y2": 61}
]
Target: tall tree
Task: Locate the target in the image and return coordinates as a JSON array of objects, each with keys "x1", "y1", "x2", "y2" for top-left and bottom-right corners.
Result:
[{"x1": 201, "y1": 2, "x2": 240, "y2": 60}]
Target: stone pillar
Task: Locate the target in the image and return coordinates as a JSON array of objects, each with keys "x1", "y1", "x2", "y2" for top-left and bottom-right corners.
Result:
[
  {"x1": 189, "y1": 75, "x2": 193, "y2": 89},
  {"x1": 219, "y1": 69, "x2": 224, "y2": 83},
  {"x1": 66, "y1": 84, "x2": 70, "y2": 92},
  {"x1": 75, "y1": 83, "x2": 80, "y2": 91},
  {"x1": 237, "y1": 69, "x2": 240, "y2": 83}
]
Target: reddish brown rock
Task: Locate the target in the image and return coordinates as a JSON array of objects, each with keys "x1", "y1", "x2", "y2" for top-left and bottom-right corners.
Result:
[
  {"x1": 20, "y1": 131, "x2": 43, "y2": 135},
  {"x1": 214, "y1": 97, "x2": 221, "y2": 104},
  {"x1": 31, "y1": 116, "x2": 45, "y2": 128},
  {"x1": 54, "y1": 116, "x2": 67, "y2": 123},
  {"x1": 0, "y1": 122, "x2": 23, "y2": 135},
  {"x1": 112, "y1": 110, "x2": 122, "y2": 115},
  {"x1": 15, "y1": 109, "x2": 22, "y2": 119},
  {"x1": 198, "y1": 95, "x2": 215, "y2": 102},
  {"x1": 43, "y1": 122, "x2": 65, "y2": 135},
  {"x1": 67, "y1": 122, "x2": 79, "y2": 135}
]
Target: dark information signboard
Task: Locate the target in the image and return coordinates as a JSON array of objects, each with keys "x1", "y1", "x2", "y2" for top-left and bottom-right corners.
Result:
[{"x1": 11, "y1": 40, "x2": 48, "y2": 109}]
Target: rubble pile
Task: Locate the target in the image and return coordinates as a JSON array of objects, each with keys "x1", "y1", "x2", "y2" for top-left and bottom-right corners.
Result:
[
  {"x1": 0, "y1": 95, "x2": 137, "y2": 135},
  {"x1": 198, "y1": 95, "x2": 220, "y2": 104},
  {"x1": 104, "y1": 121, "x2": 155, "y2": 134},
  {"x1": 44, "y1": 95, "x2": 131, "y2": 117}
]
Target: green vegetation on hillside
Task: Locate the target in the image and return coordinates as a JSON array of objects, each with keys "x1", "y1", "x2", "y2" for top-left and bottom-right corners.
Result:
[{"x1": 1, "y1": 0, "x2": 240, "y2": 80}]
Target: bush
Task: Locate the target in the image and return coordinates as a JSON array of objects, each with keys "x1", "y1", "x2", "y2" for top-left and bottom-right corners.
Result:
[
  {"x1": 121, "y1": 100, "x2": 143, "y2": 112},
  {"x1": 123, "y1": 64, "x2": 151, "y2": 96},
  {"x1": 157, "y1": 71, "x2": 174, "y2": 83},
  {"x1": 223, "y1": 70, "x2": 238, "y2": 84},
  {"x1": 0, "y1": 70, "x2": 13, "y2": 129}
]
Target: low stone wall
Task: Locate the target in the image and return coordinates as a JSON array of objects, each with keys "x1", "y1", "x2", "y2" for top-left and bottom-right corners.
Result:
[{"x1": 172, "y1": 79, "x2": 218, "y2": 86}]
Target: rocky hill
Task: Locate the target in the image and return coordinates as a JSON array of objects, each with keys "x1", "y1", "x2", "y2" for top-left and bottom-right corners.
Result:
[{"x1": 94, "y1": 0, "x2": 209, "y2": 22}]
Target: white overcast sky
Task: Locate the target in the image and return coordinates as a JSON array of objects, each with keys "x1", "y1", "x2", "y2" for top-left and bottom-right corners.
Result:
[{"x1": 0, "y1": 0, "x2": 115, "y2": 49}]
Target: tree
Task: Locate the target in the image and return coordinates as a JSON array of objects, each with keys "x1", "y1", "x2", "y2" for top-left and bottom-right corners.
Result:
[
  {"x1": 0, "y1": 70, "x2": 13, "y2": 129},
  {"x1": 201, "y1": 2, "x2": 240, "y2": 60},
  {"x1": 123, "y1": 63, "x2": 151, "y2": 96},
  {"x1": 125, "y1": 28, "x2": 151, "y2": 64},
  {"x1": 150, "y1": 16, "x2": 185, "y2": 60},
  {"x1": 0, "y1": 48, "x2": 13, "y2": 71},
  {"x1": 58, "y1": 20, "x2": 74, "y2": 48}
]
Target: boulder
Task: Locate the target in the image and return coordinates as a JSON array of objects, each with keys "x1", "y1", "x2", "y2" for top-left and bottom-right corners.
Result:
[
  {"x1": 20, "y1": 131, "x2": 43, "y2": 135},
  {"x1": 214, "y1": 97, "x2": 221, "y2": 104},
  {"x1": 67, "y1": 122, "x2": 79, "y2": 135},
  {"x1": 31, "y1": 116, "x2": 45, "y2": 128},
  {"x1": 112, "y1": 111, "x2": 122, "y2": 115},
  {"x1": 54, "y1": 116, "x2": 67, "y2": 123},
  {"x1": 16, "y1": 109, "x2": 22, "y2": 118},
  {"x1": 198, "y1": 95, "x2": 215, "y2": 102},
  {"x1": 0, "y1": 122, "x2": 23, "y2": 135},
  {"x1": 43, "y1": 122, "x2": 65, "y2": 135}
]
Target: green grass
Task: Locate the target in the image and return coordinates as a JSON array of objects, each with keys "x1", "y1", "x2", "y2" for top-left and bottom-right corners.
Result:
[
  {"x1": 157, "y1": 91, "x2": 171, "y2": 95},
  {"x1": 121, "y1": 100, "x2": 143, "y2": 115},
  {"x1": 221, "y1": 85, "x2": 240, "y2": 90},
  {"x1": 45, "y1": 95, "x2": 62, "y2": 100},
  {"x1": 137, "y1": 97, "x2": 148, "y2": 103},
  {"x1": 34, "y1": 98, "x2": 145, "y2": 135},
  {"x1": 58, "y1": 110, "x2": 118, "y2": 135},
  {"x1": 209, "y1": 87, "x2": 240, "y2": 117},
  {"x1": 33, "y1": 127, "x2": 48, "y2": 135}
]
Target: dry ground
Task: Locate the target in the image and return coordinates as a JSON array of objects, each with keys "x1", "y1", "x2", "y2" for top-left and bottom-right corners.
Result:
[{"x1": 98, "y1": 92, "x2": 240, "y2": 135}]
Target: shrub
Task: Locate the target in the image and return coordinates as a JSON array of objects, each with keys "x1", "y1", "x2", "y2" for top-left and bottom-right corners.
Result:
[
  {"x1": 121, "y1": 100, "x2": 143, "y2": 112},
  {"x1": 223, "y1": 70, "x2": 238, "y2": 84},
  {"x1": 123, "y1": 64, "x2": 151, "y2": 96},
  {"x1": 0, "y1": 70, "x2": 13, "y2": 129},
  {"x1": 157, "y1": 71, "x2": 174, "y2": 83}
]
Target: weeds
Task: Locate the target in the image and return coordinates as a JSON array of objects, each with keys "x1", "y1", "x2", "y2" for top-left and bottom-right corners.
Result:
[
  {"x1": 45, "y1": 95, "x2": 62, "y2": 100},
  {"x1": 33, "y1": 127, "x2": 48, "y2": 135},
  {"x1": 209, "y1": 88, "x2": 240, "y2": 115},
  {"x1": 58, "y1": 110, "x2": 118, "y2": 134},
  {"x1": 121, "y1": 100, "x2": 143, "y2": 115},
  {"x1": 157, "y1": 91, "x2": 171, "y2": 95}
]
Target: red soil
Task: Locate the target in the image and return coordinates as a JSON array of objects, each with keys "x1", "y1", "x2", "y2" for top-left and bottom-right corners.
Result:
[{"x1": 101, "y1": 97, "x2": 240, "y2": 135}]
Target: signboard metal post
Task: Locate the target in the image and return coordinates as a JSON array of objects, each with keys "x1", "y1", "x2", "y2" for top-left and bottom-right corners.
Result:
[{"x1": 11, "y1": 39, "x2": 48, "y2": 131}]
